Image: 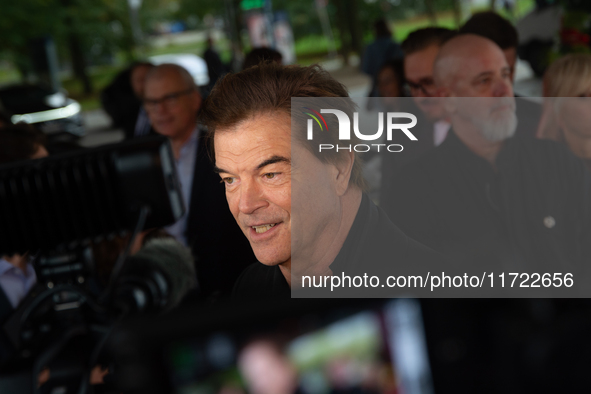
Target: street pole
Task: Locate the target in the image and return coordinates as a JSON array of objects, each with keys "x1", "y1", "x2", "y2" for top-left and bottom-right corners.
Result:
[
  {"x1": 128, "y1": 0, "x2": 143, "y2": 52},
  {"x1": 315, "y1": 0, "x2": 338, "y2": 59}
]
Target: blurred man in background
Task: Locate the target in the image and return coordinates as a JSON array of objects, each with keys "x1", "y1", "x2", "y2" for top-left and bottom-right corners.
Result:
[
  {"x1": 362, "y1": 19, "x2": 403, "y2": 98},
  {"x1": 461, "y1": 11, "x2": 520, "y2": 82},
  {"x1": 460, "y1": 11, "x2": 541, "y2": 137},
  {"x1": 242, "y1": 47, "x2": 283, "y2": 70},
  {"x1": 202, "y1": 36, "x2": 226, "y2": 97},
  {"x1": 101, "y1": 61, "x2": 154, "y2": 139},
  {"x1": 143, "y1": 63, "x2": 255, "y2": 299},
  {"x1": 380, "y1": 27, "x2": 456, "y2": 207},
  {"x1": 385, "y1": 34, "x2": 591, "y2": 278},
  {"x1": 402, "y1": 27, "x2": 456, "y2": 129}
]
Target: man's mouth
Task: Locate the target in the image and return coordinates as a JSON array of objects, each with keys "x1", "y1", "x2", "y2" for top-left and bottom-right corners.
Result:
[{"x1": 252, "y1": 223, "x2": 277, "y2": 234}]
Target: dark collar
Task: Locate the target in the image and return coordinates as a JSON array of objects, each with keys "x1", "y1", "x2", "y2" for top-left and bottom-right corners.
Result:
[
  {"x1": 440, "y1": 130, "x2": 525, "y2": 183},
  {"x1": 330, "y1": 193, "x2": 374, "y2": 274}
]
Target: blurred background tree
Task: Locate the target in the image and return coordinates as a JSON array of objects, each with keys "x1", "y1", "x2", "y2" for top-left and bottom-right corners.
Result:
[
  {"x1": 0, "y1": 0, "x2": 173, "y2": 93},
  {"x1": 0, "y1": 0, "x2": 536, "y2": 109}
]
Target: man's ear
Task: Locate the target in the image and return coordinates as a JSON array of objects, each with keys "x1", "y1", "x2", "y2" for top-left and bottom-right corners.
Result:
[{"x1": 333, "y1": 151, "x2": 355, "y2": 196}]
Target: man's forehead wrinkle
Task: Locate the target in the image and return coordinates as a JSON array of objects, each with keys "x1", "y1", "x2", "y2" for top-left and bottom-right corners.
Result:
[{"x1": 216, "y1": 142, "x2": 290, "y2": 175}]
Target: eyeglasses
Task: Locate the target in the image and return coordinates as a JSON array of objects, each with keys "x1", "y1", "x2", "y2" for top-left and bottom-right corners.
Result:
[
  {"x1": 143, "y1": 88, "x2": 195, "y2": 110},
  {"x1": 404, "y1": 78, "x2": 437, "y2": 97}
]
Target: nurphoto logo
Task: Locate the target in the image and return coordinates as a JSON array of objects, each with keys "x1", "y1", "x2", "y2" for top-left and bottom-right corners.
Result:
[{"x1": 304, "y1": 108, "x2": 418, "y2": 153}]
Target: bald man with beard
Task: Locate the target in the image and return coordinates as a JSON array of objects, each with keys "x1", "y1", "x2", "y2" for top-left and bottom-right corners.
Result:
[{"x1": 383, "y1": 35, "x2": 591, "y2": 281}]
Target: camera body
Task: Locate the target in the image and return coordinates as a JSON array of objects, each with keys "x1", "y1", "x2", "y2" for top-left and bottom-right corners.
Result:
[{"x1": 0, "y1": 136, "x2": 185, "y2": 392}]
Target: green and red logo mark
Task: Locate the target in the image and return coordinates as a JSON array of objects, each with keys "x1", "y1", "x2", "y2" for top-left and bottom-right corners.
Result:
[{"x1": 303, "y1": 107, "x2": 329, "y2": 132}]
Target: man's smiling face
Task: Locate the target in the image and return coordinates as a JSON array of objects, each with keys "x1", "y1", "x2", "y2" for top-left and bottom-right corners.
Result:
[
  {"x1": 214, "y1": 111, "x2": 344, "y2": 270},
  {"x1": 214, "y1": 112, "x2": 293, "y2": 267}
]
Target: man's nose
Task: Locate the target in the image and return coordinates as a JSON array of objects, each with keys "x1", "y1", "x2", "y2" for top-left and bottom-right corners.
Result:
[{"x1": 238, "y1": 180, "x2": 268, "y2": 214}]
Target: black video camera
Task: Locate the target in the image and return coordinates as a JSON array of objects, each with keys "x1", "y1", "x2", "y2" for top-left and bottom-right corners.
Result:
[{"x1": 0, "y1": 135, "x2": 186, "y2": 393}]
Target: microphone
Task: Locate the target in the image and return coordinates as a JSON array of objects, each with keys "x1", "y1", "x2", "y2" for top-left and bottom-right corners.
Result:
[{"x1": 112, "y1": 238, "x2": 197, "y2": 314}]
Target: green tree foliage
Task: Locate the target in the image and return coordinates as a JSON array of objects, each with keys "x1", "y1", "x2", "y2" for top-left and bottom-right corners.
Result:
[
  {"x1": 172, "y1": 0, "x2": 461, "y2": 55},
  {"x1": 175, "y1": 0, "x2": 225, "y2": 20},
  {"x1": 0, "y1": 0, "x2": 59, "y2": 76},
  {"x1": 0, "y1": 0, "x2": 173, "y2": 89}
]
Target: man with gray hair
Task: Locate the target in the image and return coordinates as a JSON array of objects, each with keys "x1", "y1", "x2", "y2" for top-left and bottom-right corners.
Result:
[
  {"x1": 384, "y1": 34, "x2": 591, "y2": 275},
  {"x1": 143, "y1": 64, "x2": 255, "y2": 299}
]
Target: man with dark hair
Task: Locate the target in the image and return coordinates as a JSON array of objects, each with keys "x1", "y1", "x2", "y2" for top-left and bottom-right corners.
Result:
[
  {"x1": 143, "y1": 63, "x2": 255, "y2": 299},
  {"x1": 401, "y1": 27, "x2": 456, "y2": 123},
  {"x1": 101, "y1": 61, "x2": 154, "y2": 139},
  {"x1": 401, "y1": 27, "x2": 457, "y2": 56},
  {"x1": 202, "y1": 36, "x2": 226, "y2": 97},
  {"x1": 380, "y1": 27, "x2": 456, "y2": 208},
  {"x1": 0, "y1": 124, "x2": 47, "y2": 325},
  {"x1": 460, "y1": 11, "x2": 519, "y2": 81},
  {"x1": 362, "y1": 19, "x2": 403, "y2": 97},
  {"x1": 201, "y1": 62, "x2": 440, "y2": 297},
  {"x1": 460, "y1": 11, "x2": 541, "y2": 137},
  {"x1": 242, "y1": 47, "x2": 283, "y2": 70},
  {"x1": 385, "y1": 34, "x2": 591, "y2": 279}
]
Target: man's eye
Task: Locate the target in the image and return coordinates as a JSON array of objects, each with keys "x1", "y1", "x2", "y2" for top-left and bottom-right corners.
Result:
[
  {"x1": 222, "y1": 177, "x2": 236, "y2": 185},
  {"x1": 264, "y1": 173, "x2": 277, "y2": 179}
]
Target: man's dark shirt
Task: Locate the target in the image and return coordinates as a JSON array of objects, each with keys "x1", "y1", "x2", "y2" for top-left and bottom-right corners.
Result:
[
  {"x1": 380, "y1": 101, "x2": 438, "y2": 204},
  {"x1": 100, "y1": 68, "x2": 142, "y2": 139},
  {"x1": 381, "y1": 98, "x2": 541, "y2": 205},
  {"x1": 233, "y1": 193, "x2": 442, "y2": 298},
  {"x1": 515, "y1": 96, "x2": 542, "y2": 139},
  {"x1": 382, "y1": 131, "x2": 591, "y2": 276}
]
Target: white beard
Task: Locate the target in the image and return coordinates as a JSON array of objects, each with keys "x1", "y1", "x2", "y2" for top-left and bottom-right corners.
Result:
[
  {"x1": 472, "y1": 99, "x2": 518, "y2": 142},
  {"x1": 474, "y1": 110, "x2": 517, "y2": 142}
]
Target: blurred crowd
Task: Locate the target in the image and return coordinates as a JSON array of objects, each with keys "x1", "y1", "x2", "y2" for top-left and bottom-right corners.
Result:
[
  {"x1": 1, "y1": 8, "x2": 590, "y2": 297},
  {"x1": 1, "y1": 7, "x2": 591, "y2": 392},
  {"x1": 2, "y1": 7, "x2": 590, "y2": 304}
]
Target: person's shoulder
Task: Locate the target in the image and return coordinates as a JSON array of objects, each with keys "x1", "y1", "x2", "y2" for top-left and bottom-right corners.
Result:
[
  {"x1": 391, "y1": 142, "x2": 445, "y2": 187},
  {"x1": 232, "y1": 263, "x2": 290, "y2": 299},
  {"x1": 375, "y1": 204, "x2": 445, "y2": 264},
  {"x1": 526, "y1": 136, "x2": 572, "y2": 153},
  {"x1": 516, "y1": 136, "x2": 585, "y2": 170},
  {"x1": 398, "y1": 228, "x2": 447, "y2": 266}
]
